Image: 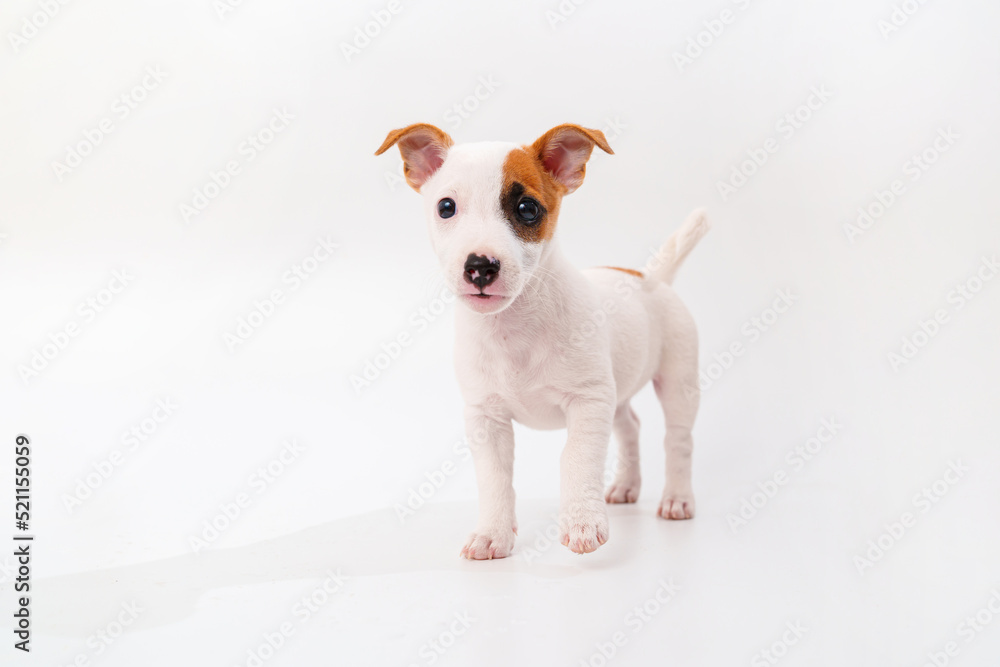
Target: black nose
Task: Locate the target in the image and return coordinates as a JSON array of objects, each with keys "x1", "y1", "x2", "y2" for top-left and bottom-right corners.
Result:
[{"x1": 464, "y1": 253, "x2": 500, "y2": 289}]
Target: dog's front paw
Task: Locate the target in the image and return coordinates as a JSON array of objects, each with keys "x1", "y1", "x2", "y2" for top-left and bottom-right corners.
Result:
[
  {"x1": 460, "y1": 526, "x2": 516, "y2": 560},
  {"x1": 559, "y1": 506, "x2": 609, "y2": 554},
  {"x1": 657, "y1": 490, "x2": 695, "y2": 520}
]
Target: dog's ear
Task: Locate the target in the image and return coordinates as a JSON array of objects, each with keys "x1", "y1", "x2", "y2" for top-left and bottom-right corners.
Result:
[
  {"x1": 375, "y1": 123, "x2": 454, "y2": 191},
  {"x1": 529, "y1": 124, "x2": 613, "y2": 194}
]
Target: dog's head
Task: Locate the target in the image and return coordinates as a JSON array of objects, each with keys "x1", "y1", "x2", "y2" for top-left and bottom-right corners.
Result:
[{"x1": 376, "y1": 123, "x2": 612, "y2": 314}]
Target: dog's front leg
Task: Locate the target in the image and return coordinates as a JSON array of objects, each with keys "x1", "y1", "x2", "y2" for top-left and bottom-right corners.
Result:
[
  {"x1": 560, "y1": 396, "x2": 615, "y2": 554},
  {"x1": 460, "y1": 405, "x2": 517, "y2": 560}
]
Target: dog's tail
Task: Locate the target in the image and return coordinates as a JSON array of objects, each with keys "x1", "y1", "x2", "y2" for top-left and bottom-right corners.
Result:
[{"x1": 644, "y1": 208, "x2": 710, "y2": 285}]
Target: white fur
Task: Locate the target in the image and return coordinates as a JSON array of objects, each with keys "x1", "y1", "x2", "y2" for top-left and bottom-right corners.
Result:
[{"x1": 416, "y1": 141, "x2": 708, "y2": 559}]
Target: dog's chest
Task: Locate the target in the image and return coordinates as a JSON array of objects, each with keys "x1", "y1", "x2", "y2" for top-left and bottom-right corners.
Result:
[{"x1": 465, "y1": 324, "x2": 570, "y2": 429}]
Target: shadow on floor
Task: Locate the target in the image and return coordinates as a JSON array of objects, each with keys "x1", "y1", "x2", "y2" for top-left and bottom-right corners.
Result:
[{"x1": 34, "y1": 500, "x2": 664, "y2": 635}]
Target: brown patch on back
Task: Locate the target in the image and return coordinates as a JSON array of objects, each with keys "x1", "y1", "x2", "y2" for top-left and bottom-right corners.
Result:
[
  {"x1": 600, "y1": 266, "x2": 644, "y2": 278},
  {"x1": 500, "y1": 147, "x2": 565, "y2": 243}
]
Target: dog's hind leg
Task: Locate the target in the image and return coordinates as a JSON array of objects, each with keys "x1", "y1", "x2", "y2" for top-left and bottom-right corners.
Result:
[
  {"x1": 605, "y1": 403, "x2": 642, "y2": 503},
  {"x1": 652, "y1": 318, "x2": 700, "y2": 520}
]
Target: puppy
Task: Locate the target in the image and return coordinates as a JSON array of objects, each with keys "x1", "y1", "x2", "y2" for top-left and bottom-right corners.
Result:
[{"x1": 376, "y1": 123, "x2": 709, "y2": 559}]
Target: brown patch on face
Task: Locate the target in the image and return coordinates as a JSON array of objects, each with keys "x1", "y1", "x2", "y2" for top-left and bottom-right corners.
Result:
[
  {"x1": 600, "y1": 266, "x2": 644, "y2": 278},
  {"x1": 498, "y1": 124, "x2": 613, "y2": 243},
  {"x1": 500, "y1": 147, "x2": 565, "y2": 243}
]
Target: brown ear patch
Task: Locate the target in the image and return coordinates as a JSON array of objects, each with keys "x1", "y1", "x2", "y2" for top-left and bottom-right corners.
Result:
[
  {"x1": 500, "y1": 147, "x2": 564, "y2": 243},
  {"x1": 529, "y1": 124, "x2": 613, "y2": 193},
  {"x1": 374, "y1": 123, "x2": 454, "y2": 191},
  {"x1": 600, "y1": 266, "x2": 644, "y2": 278}
]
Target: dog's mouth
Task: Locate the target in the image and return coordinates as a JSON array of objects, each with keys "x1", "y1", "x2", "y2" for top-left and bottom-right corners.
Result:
[
  {"x1": 459, "y1": 290, "x2": 510, "y2": 313},
  {"x1": 460, "y1": 287, "x2": 506, "y2": 299},
  {"x1": 462, "y1": 292, "x2": 506, "y2": 301}
]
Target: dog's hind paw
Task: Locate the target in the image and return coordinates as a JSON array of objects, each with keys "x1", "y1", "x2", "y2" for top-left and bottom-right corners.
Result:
[
  {"x1": 605, "y1": 476, "x2": 641, "y2": 504},
  {"x1": 657, "y1": 492, "x2": 695, "y2": 520},
  {"x1": 460, "y1": 527, "x2": 516, "y2": 560}
]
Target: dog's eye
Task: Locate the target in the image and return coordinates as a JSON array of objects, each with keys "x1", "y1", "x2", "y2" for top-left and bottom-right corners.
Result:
[
  {"x1": 438, "y1": 198, "x2": 456, "y2": 219},
  {"x1": 516, "y1": 198, "x2": 541, "y2": 224}
]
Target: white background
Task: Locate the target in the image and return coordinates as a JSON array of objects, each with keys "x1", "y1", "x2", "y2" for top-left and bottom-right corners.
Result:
[{"x1": 2, "y1": 0, "x2": 999, "y2": 665}]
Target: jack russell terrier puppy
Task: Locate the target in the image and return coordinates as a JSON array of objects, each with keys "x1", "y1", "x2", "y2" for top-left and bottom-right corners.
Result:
[{"x1": 376, "y1": 123, "x2": 709, "y2": 559}]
